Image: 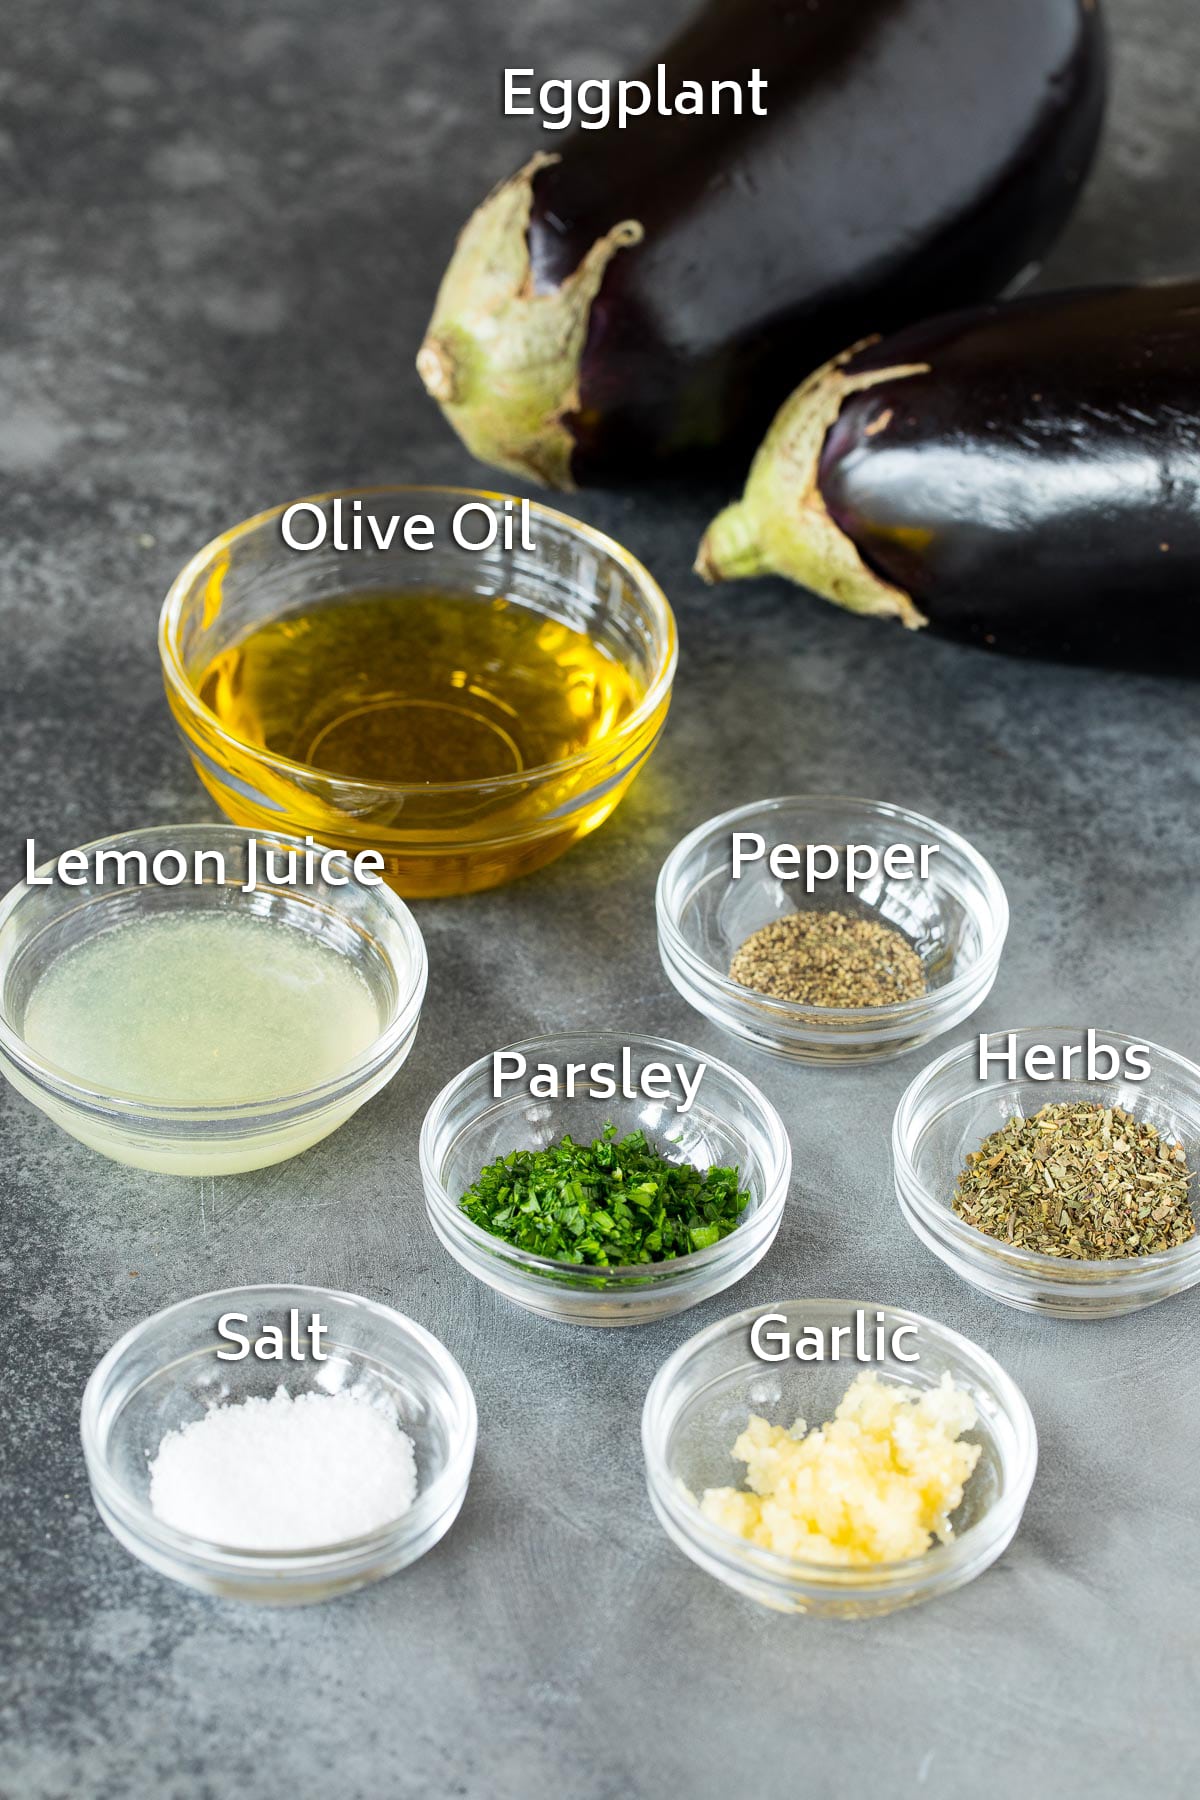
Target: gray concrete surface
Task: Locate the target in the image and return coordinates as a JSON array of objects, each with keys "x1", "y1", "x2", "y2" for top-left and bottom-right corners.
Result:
[{"x1": 2, "y1": 2, "x2": 1199, "y2": 1795}]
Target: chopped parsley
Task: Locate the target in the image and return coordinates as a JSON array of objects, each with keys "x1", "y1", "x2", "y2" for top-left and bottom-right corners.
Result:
[{"x1": 458, "y1": 1124, "x2": 751, "y2": 1268}]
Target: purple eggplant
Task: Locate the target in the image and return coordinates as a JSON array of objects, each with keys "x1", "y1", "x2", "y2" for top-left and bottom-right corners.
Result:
[
  {"x1": 417, "y1": 0, "x2": 1106, "y2": 489},
  {"x1": 696, "y1": 280, "x2": 1200, "y2": 674}
]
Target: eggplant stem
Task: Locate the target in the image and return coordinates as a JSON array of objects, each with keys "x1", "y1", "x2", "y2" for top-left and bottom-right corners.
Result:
[
  {"x1": 695, "y1": 503, "x2": 769, "y2": 581},
  {"x1": 695, "y1": 347, "x2": 931, "y2": 629},
  {"x1": 417, "y1": 153, "x2": 643, "y2": 490},
  {"x1": 415, "y1": 336, "x2": 460, "y2": 405}
]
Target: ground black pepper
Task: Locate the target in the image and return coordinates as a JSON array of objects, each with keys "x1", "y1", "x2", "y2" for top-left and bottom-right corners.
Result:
[{"x1": 729, "y1": 911, "x2": 927, "y2": 1007}]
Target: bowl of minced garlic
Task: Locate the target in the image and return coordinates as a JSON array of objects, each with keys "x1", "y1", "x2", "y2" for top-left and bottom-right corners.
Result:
[
  {"x1": 642, "y1": 1300, "x2": 1037, "y2": 1617},
  {"x1": 699, "y1": 1371, "x2": 980, "y2": 1567}
]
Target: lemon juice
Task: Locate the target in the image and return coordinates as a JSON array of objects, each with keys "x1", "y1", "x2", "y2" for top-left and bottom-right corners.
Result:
[{"x1": 23, "y1": 912, "x2": 379, "y2": 1106}]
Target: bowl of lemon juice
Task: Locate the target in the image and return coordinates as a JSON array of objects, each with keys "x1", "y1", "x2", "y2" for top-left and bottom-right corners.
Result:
[{"x1": 0, "y1": 825, "x2": 426, "y2": 1174}]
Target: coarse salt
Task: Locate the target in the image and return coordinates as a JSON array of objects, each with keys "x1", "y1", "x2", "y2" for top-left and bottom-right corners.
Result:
[{"x1": 148, "y1": 1386, "x2": 418, "y2": 1550}]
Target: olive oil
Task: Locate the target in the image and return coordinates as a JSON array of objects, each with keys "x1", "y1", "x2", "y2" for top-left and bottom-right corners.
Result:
[
  {"x1": 198, "y1": 590, "x2": 642, "y2": 785},
  {"x1": 189, "y1": 588, "x2": 657, "y2": 897}
]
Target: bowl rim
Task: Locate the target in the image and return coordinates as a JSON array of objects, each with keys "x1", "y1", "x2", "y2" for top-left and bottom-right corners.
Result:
[
  {"x1": 80, "y1": 1283, "x2": 478, "y2": 1569},
  {"x1": 656, "y1": 793, "x2": 1009, "y2": 1026},
  {"x1": 419, "y1": 1029, "x2": 793, "y2": 1288},
  {"x1": 641, "y1": 1296, "x2": 1038, "y2": 1590},
  {"x1": 157, "y1": 483, "x2": 678, "y2": 799},
  {"x1": 0, "y1": 824, "x2": 428, "y2": 1122},
  {"x1": 893, "y1": 1026, "x2": 1200, "y2": 1281}
]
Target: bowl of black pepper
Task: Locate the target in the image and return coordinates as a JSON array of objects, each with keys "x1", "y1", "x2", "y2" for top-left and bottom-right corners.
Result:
[
  {"x1": 656, "y1": 796, "x2": 1008, "y2": 1064},
  {"x1": 893, "y1": 1028, "x2": 1200, "y2": 1317}
]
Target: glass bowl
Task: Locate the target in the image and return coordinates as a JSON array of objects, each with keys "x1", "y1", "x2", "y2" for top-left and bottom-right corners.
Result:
[
  {"x1": 893, "y1": 1028, "x2": 1200, "y2": 1318},
  {"x1": 81, "y1": 1285, "x2": 477, "y2": 1606},
  {"x1": 656, "y1": 795, "x2": 1007, "y2": 1064},
  {"x1": 0, "y1": 824, "x2": 427, "y2": 1175},
  {"x1": 159, "y1": 487, "x2": 677, "y2": 898},
  {"x1": 642, "y1": 1299, "x2": 1036, "y2": 1618},
  {"x1": 419, "y1": 1031, "x2": 792, "y2": 1326}
]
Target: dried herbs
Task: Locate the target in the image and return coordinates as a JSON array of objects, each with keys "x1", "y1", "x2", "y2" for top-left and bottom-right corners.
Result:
[
  {"x1": 458, "y1": 1124, "x2": 750, "y2": 1266},
  {"x1": 953, "y1": 1102, "x2": 1196, "y2": 1259},
  {"x1": 729, "y1": 911, "x2": 926, "y2": 1007}
]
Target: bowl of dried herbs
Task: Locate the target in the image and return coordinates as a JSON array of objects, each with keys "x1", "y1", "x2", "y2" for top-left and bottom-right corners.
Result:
[{"x1": 893, "y1": 1028, "x2": 1200, "y2": 1317}]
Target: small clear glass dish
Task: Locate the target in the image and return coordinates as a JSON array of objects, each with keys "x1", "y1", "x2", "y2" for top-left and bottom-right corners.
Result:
[
  {"x1": 656, "y1": 795, "x2": 1007, "y2": 1064},
  {"x1": 159, "y1": 487, "x2": 677, "y2": 898},
  {"x1": 0, "y1": 824, "x2": 427, "y2": 1175},
  {"x1": 419, "y1": 1031, "x2": 792, "y2": 1327},
  {"x1": 81, "y1": 1285, "x2": 477, "y2": 1606},
  {"x1": 642, "y1": 1299, "x2": 1036, "y2": 1618},
  {"x1": 893, "y1": 1028, "x2": 1200, "y2": 1318}
]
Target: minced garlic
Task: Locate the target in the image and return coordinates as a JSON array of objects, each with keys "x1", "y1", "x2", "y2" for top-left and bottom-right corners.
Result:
[{"x1": 699, "y1": 1372, "x2": 981, "y2": 1566}]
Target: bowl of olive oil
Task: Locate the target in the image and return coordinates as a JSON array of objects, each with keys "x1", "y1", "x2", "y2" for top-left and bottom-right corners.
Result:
[{"x1": 159, "y1": 489, "x2": 676, "y2": 897}]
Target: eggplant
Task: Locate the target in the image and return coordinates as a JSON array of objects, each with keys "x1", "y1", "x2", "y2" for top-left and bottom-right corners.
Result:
[
  {"x1": 695, "y1": 280, "x2": 1200, "y2": 673},
  {"x1": 417, "y1": 0, "x2": 1106, "y2": 490}
]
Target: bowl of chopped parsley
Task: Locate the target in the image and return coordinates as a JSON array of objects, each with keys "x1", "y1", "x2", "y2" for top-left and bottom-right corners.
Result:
[{"x1": 419, "y1": 1033, "x2": 792, "y2": 1325}]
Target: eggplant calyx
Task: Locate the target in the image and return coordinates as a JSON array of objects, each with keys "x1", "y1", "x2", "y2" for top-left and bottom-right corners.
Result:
[
  {"x1": 695, "y1": 346, "x2": 931, "y2": 629},
  {"x1": 416, "y1": 152, "x2": 644, "y2": 490}
]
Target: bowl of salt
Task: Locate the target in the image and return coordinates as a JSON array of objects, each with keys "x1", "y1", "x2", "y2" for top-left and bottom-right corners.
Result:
[{"x1": 81, "y1": 1286, "x2": 477, "y2": 1605}]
